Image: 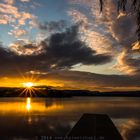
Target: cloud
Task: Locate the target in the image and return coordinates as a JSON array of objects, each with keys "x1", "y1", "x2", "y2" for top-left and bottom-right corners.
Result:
[
  {"x1": 0, "y1": 25, "x2": 112, "y2": 77},
  {"x1": 0, "y1": 1, "x2": 37, "y2": 37},
  {"x1": 20, "y1": 0, "x2": 30, "y2": 2},
  {"x1": 0, "y1": 14, "x2": 15, "y2": 24},
  {"x1": 38, "y1": 20, "x2": 67, "y2": 32},
  {"x1": 8, "y1": 29, "x2": 27, "y2": 38},
  {"x1": 120, "y1": 119, "x2": 140, "y2": 140},
  {"x1": 3, "y1": 0, "x2": 14, "y2": 5},
  {"x1": 18, "y1": 12, "x2": 34, "y2": 26},
  {"x1": 132, "y1": 41, "x2": 140, "y2": 51},
  {"x1": 9, "y1": 39, "x2": 43, "y2": 55},
  {"x1": 44, "y1": 25, "x2": 112, "y2": 67},
  {"x1": 0, "y1": 0, "x2": 140, "y2": 90},
  {"x1": 68, "y1": 0, "x2": 118, "y2": 55},
  {"x1": 0, "y1": 20, "x2": 139, "y2": 90},
  {"x1": 103, "y1": 0, "x2": 140, "y2": 75},
  {"x1": 34, "y1": 70, "x2": 140, "y2": 91},
  {"x1": 68, "y1": 0, "x2": 140, "y2": 75},
  {"x1": 115, "y1": 49, "x2": 140, "y2": 75},
  {"x1": 0, "y1": 3, "x2": 20, "y2": 18}
]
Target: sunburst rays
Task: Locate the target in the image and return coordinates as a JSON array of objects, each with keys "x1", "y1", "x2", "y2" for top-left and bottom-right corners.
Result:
[
  {"x1": 19, "y1": 86, "x2": 37, "y2": 97},
  {"x1": 18, "y1": 74, "x2": 40, "y2": 97}
]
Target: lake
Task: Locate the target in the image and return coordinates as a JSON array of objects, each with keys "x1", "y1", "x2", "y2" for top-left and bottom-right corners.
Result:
[{"x1": 0, "y1": 97, "x2": 140, "y2": 140}]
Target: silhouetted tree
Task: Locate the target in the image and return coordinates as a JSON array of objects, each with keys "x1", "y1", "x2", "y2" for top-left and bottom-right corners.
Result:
[{"x1": 100, "y1": 0, "x2": 140, "y2": 42}]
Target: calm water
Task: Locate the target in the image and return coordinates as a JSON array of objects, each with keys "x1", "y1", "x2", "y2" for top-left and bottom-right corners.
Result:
[{"x1": 0, "y1": 97, "x2": 140, "y2": 140}]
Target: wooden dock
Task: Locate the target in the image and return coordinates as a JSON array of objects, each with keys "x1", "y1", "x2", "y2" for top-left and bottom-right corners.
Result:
[{"x1": 65, "y1": 114, "x2": 123, "y2": 140}]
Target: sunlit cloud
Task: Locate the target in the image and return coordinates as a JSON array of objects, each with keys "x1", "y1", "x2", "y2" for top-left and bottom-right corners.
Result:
[
  {"x1": 68, "y1": 0, "x2": 140, "y2": 75},
  {"x1": 20, "y1": 0, "x2": 30, "y2": 2},
  {"x1": 0, "y1": 1, "x2": 37, "y2": 38},
  {"x1": 9, "y1": 39, "x2": 44, "y2": 55},
  {"x1": 3, "y1": 0, "x2": 14, "y2": 5},
  {"x1": 114, "y1": 50, "x2": 137, "y2": 75},
  {"x1": 132, "y1": 41, "x2": 140, "y2": 51},
  {"x1": 117, "y1": 11, "x2": 127, "y2": 19},
  {"x1": 8, "y1": 28, "x2": 27, "y2": 38},
  {"x1": 119, "y1": 119, "x2": 140, "y2": 140},
  {"x1": 68, "y1": 0, "x2": 116, "y2": 55},
  {"x1": 115, "y1": 49, "x2": 140, "y2": 75}
]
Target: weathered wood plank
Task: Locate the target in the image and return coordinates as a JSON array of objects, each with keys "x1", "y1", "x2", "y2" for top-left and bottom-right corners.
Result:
[{"x1": 65, "y1": 114, "x2": 123, "y2": 140}]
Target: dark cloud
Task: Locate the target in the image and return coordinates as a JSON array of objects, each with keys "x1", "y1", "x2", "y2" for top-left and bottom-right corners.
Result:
[
  {"x1": 111, "y1": 15, "x2": 137, "y2": 48},
  {"x1": 42, "y1": 70, "x2": 140, "y2": 89},
  {"x1": 43, "y1": 25, "x2": 112, "y2": 67},
  {"x1": 38, "y1": 20, "x2": 67, "y2": 32},
  {"x1": 0, "y1": 25, "x2": 112, "y2": 76}
]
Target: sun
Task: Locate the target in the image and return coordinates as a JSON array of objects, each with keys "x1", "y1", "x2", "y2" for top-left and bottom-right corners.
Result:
[
  {"x1": 23, "y1": 82, "x2": 34, "y2": 88},
  {"x1": 19, "y1": 82, "x2": 37, "y2": 97}
]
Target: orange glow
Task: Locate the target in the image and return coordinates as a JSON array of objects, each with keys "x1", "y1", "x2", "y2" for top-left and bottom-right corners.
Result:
[
  {"x1": 19, "y1": 86, "x2": 37, "y2": 97},
  {"x1": 23, "y1": 82, "x2": 34, "y2": 88},
  {"x1": 0, "y1": 76, "x2": 64, "y2": 88},
  {"x1": 26, "y1": 98, "x2": 31, "y2": 111},
  {"x1": 0, "y1": 98, "x2": 63, "y2": 113},
  {"x1": 0, "y1": 77, "x2": 140, "y2": 91},
  {"x1": 20, "y1": 81, "x2": 37, "y2": 97}
]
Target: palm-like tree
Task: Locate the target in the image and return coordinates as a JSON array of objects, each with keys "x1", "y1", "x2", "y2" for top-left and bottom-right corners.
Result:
[{"x1": 100, "y1": 0, "x2": 140, "y2": 42}]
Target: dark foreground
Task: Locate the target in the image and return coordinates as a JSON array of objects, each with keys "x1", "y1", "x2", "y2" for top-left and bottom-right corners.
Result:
[
  {"x1": 0, "y1": 97, "x2": 139, "y2": 140},
  {"x1": 66, "y1": 113, "x2": 123, "y2": 140}
]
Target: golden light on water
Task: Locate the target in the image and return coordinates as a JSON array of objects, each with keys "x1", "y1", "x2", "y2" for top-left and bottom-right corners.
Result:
[
  {"x1": 0, "y1": 98, "x2": 63, "y2": 113},
  {"x1": 26, "y1": 98, "x2": 31, "y2": 111}
]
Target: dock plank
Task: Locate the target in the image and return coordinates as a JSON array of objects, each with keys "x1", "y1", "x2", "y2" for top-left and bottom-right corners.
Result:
[{"x1": 65, "y1": 114, "x2": 123, "y2": 140}]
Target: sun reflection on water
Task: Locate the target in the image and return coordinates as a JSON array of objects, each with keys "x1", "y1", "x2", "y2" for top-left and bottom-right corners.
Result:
[
  {"x1": 0, "y1": 98, "x2": 63, "y2": 113},
  {"x1": 26, "y1": 98, "x2": 31, "y2": 111},
  {"x1": 0, "y1": 98, "x2": 139, "y2": 140}
]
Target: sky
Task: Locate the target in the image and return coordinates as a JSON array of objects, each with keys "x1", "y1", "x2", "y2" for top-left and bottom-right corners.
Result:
[{"x1": 0, "y1": 0, "x2": 140, "y2": 91}]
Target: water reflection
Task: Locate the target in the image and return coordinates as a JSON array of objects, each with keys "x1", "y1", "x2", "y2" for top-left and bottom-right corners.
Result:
[
  {"x1": 0, "y1": 97, "x2": 139, "y2": 140},
  {"x1": 0, "y1": 98, "x2": 63, "y2": 113},
  {"x1": 26, "y1": 98, "x2": 31, "y2": 111}
]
